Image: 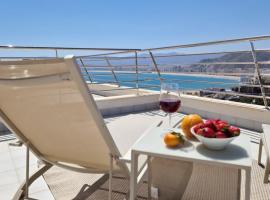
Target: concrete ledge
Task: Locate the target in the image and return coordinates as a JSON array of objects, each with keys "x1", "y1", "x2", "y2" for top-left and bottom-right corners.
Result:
[
  {"x1": 96, "y1": 94, "x2": 159, "y2": 116},
  {"x1": 88, "y1": 83, "x2": 154, "y2": 97}
]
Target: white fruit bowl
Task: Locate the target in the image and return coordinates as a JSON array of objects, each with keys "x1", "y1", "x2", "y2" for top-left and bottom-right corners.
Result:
[{"x1": 190, "y1": 126, "x2": 238, "y2": 150}]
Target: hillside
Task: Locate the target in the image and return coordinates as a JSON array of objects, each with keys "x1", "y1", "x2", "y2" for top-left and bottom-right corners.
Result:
[{"x1": 189, "y1": 52, "x2": 270, "y2": 73}]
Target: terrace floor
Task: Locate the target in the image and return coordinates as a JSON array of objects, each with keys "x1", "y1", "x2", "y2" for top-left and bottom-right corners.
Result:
[{"x1": 0, "y1": 110, "x2": 269, "y2": 200}]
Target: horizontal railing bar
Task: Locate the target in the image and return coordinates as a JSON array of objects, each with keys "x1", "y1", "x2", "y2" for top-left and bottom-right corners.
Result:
[
  {"x1": 83, "y1": 70, "x2": 150, "y2": 73},
  {"x1": 143, "y1": 35, "x2": 270, "y2": 51},
  {"x1": 0, "y1": 35, "x2": 269, "y2": 58},
  {"x1": 138, "y1": 83, "x2": 160, "y2": 87},
  {"x1": 136, "y1": 49, "x2": 270, "y2": 58},
  {"x1": 85, "y1": 71, "x2": 148, "y2": 75},
  {"x1": 162, "y1": 79, "x2": 237, "y2": 85},
  {"x1": 139, "y1": 85, "x2": 160, "y2": 89},
  {"x1": 114, "y1": 72, "x2": 145, "y2": 75},
  {"x1": 92, "y1": 85, "x2": 159, "y2": 91},
  {"x1": 82, "y1": 57, "x2": 135, "y2": 60},
  {"x1": 80, "y1": 64, "x2": 149, "y2": 68},
  {"x1": 79, "y1": 50, "x2": 138, "y2": 58},
  {"x1": 162, "y1": 72, "x2": 255, "y2": 76},
  {"x1": 88, "y1": 81, "x2": 119, "y2": 85},
  {"x1": 167, "y1": 79, "x2": 270, "y2": 88},
  {"x1": 0, "y1": 45, "x2": 140, "y2": 51},
  {"x1": 89, "y1": 78, "x2": 270, "y2": 89},
  {"x1": 81, "y1": 48, "x2": 270, "y2": 60},
  {"x1": 83, "y1": 73, "x2": 113, "y2": 76},
  {"x1": 200, "y1": 89, "x2": 270, "y2": 99},
  {"x1": 92, "y1": 87, "x2": 138, "y2": 92},
  {"x1": 85, "y1": 77, "x2": 161, "y2": 83},
  {"x1": 81, "y1": 61, "x2": 270, "y2": 68},
  {"x1": 156, "y1": 61, "x2": 270, "y2": 66},
  {"x1": 121, "y1": 78, "x2": 161, "y2": 83}
]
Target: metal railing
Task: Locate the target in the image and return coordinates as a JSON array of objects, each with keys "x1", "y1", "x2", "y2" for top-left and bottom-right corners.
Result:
[{"x1": 0, "y1": 35, "x2": 270, "y2": 109}]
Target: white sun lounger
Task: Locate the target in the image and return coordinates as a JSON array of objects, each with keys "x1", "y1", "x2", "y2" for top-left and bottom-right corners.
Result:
[{"x1": 0, "y1": 56, "x2": 162, "y2": 200}]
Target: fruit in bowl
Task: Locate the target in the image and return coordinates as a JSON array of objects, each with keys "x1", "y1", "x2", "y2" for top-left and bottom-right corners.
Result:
[
  {"x1": 164, "y1": 131, "x2": 185, "y2": 148},
  {"x1": 181, "y1": 114, "x2": 203, "y2": 139},
  {"x1": 191, "y1": 119, "x2": 240, "y2": 150}
]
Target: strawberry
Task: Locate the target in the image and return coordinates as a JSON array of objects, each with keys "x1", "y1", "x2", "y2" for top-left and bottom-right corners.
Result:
[
  {"x1": 218, "y1": 120, "x2": 229, "y2": 125},
  {"x1": 229, "y1": 126, "x2": 240, "y2": 136},
  {"x1": 216, "y1": 131, "x2": 227, "y2": 138},
  {"x1": 194, "y1": 123, "x2": 205, "y2": 133},
  {"x1": 196, "y1": 128, "x2": 204, "y2": 136},
  {"x1": 204, "y1": 120, "x2": 216, "y2": 130},
  {"x1": 212, "y1": 119, "x2": 221, "y2": 125},
  {"x1": 202, "y1": 127, "x2": 215, "y2": 138},
  {"x1": 215, "y1": 122, "x2": 229, "y2": 132}
]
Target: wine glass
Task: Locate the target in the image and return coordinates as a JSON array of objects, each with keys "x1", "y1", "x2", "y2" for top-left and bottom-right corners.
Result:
[{"x1": 159, "y1": 83, "x2": 181, "y2": 129}]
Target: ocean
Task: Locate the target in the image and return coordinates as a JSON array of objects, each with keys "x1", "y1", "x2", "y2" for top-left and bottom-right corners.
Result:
[{"x1": 84, "y1": 72, "x2": 240, "y2": 91}]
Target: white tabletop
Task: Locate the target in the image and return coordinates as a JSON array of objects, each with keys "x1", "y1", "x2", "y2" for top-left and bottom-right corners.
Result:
[{"x1": 132, "y1": 127, "x2": 252, "y2": 170}]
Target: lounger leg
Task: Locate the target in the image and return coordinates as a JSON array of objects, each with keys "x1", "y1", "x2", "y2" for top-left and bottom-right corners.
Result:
[
  {"x1": 258, "y1": 138, "x2": 263, "y2": 165},
  {"x1": 12, "y1": 163, "x2": 52, "y2": 200},
  {"x1": 264, "y1": 157, "x2": 270, "y2": 183},
  {"x1": 109, "y1": 154, "x2": 113, "y2": 200}
]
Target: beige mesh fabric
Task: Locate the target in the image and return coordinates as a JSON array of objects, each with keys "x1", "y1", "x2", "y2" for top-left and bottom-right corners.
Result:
[{"x1": 0, "y1": 58, "x2": 117, "y2": 171}]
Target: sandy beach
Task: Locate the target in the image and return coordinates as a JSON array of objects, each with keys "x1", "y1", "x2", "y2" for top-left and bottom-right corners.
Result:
[
  {"x1": 111, "y1": 71, "x2": 241, "y2": 80},
  {"x1": 159, "y1": 72, "x2": 240, "y2": 80}
]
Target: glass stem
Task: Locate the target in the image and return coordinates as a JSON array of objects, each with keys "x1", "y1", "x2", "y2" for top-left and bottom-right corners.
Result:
[{"x1": 169, "y1": 113, "x2": 172, "y2": 129}]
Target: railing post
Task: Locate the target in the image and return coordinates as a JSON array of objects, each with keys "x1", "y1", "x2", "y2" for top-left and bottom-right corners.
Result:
[
  {"x1": 149, "y1": 51, "x2": 163, "y2": 84},
  {"x1": 79, "y1": 58, "x2": 93, "y2": 83},
  {"x1": 135, "y1": 51, "x2": 139, "y2": 95},
  {"x1": 105, "y1": 57, "x2": 120, "y2": 87},
  {"x1": 55, "y1": 49, "x2": 58, "y2": 57},
  {"x1": 249, "y1": 41, "x2": 268, "y2": 109}
]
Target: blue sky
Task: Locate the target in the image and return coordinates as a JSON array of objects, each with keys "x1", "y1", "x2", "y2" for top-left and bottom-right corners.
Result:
[{"x1": 1, "y1": 0, "x2": 270, "y2": 50}]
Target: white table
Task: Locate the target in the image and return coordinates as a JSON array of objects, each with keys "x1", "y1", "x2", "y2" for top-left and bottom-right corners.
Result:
[{"x1": 130, "y1": 127, "x2": 252, "y2": 200}]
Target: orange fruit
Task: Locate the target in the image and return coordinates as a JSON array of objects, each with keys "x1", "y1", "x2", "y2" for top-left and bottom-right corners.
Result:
[
  {"x1": 164, "y1": 132, "x2": 185, "y2": 147},
  {"x1": 181, "y1": 114, "x2": 203, "y2": 138}
]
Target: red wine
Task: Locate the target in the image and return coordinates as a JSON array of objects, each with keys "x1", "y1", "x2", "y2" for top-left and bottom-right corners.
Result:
[{"x1": 159, "y1": 99, "x2": 181, "y2": 113}]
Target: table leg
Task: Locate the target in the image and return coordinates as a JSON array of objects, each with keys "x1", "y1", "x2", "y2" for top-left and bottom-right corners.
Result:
[
  {"x1": 264, "y1": 157, "x2": 270, "y2": 183},
  {"x1": 130, "y1": 151, "x2": 139, "y2": 200},
  {"x1": 258, "y1": 138, "x2": 263, "y2": 165},
  {"x1": 237, "y1": 169, "x2": 241, "y2": 200},
  {"x1": 147, "y1": 156, "x2": 152, "y2": 200},
  {"x1": 245, "y1": 168, "x2": 251, "y2": 200}
]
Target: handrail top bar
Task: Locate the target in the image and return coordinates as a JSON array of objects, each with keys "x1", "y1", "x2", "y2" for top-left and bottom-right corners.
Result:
[
  {"x1": 142, "y1": 35, "x2": 270, "y2": 52},
  {"x1": 0, "y1": 44, "x2": 141, "y2": 51},
  {"x1": 0, "y1": 35, "x2": 270, "y2": 57},
  {"x1": 82, "y1": 48, "x2": 270, "y2": 60},
  {"x1": 79, "y1": 50, "x2": 139, "y2": 58},
  {"x1": 2, "y1": 48, "x2": 270, "y2": 60}
]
